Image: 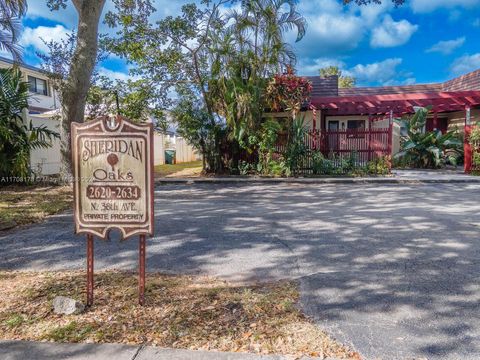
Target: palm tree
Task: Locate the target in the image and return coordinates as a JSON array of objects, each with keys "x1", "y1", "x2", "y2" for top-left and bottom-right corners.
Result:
[
  {"x1": 228, "y1": 0, "x2": 307, "y2": 76},
  {"x1": 0, "y1": 68, "x2": 59, "y2": 177},
  {"x1": 0, "y1": 0, "x2": 27, "y2": 59}
]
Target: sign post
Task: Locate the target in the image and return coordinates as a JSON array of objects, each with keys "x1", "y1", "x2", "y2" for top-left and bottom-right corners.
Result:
[{"x1": 72, "y1": 116, "x2": 154, "y2": 306}]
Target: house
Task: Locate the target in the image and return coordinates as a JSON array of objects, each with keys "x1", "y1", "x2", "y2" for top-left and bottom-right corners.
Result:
[
  {"x1": 268, "y1": 69, "x2": 480, "y2": 167},
  {"x1": 308, "y1": 70, "x2": 480, "y2": 135}
]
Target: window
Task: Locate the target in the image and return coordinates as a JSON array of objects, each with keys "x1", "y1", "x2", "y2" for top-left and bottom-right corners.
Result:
[
  {"x1": 28, "y1": 76, "x2": 48, "y2": 96},
  {"x1": 347, "y1": 120, "x2": 366, "y2": 138},
  {"x1": 347, "y1": 120, "x2": 366, "y2": 130}
]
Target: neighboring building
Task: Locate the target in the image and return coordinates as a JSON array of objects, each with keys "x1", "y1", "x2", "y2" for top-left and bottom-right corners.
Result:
[
  {"x1": 0, "y1": 56, "x2": 62, "y2": 175},
  {"x1": 0, "y1": 56, "x2": 59, "y2": 114}
]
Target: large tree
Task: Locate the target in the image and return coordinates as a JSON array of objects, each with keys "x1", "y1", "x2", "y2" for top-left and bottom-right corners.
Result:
[
  {"x1": 105, "y1": 0, "x2": 230, "y2": 171},
  {"x1": 45, "y1": 0, "x2": 156, "y2": 175},
  {"x1": 105, "y1": 0, "x2": 308, "y2": 171},
  {"x1": 46, "y1": 0, "x2": 107, "y2": 174},
  {"x1": 0, "y1": 0, "x2": 27, "y2": 59}
]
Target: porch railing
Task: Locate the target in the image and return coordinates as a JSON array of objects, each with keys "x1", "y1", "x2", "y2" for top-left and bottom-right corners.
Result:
[
  {"x1": 277, "y1": 127, "x2": 391, "y2": 156},
  {"x1": 224, "y1": 126, "x2": 393, "y2": 175}
]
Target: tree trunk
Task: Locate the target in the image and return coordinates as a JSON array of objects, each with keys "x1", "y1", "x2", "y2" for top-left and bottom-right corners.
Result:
[{"x1": 60, "y1": 0, "x2": 106, "y2": 178}]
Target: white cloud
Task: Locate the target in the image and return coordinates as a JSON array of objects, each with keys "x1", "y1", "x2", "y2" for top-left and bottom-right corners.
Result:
[
  {"x1": 450, "y1": 53, "x2": 480, "y2": 75},
  {"x1": 20, "y1": 25, "x2": 71, "y2": 53},
  {"x1": 302, "y1": 13, "x2": 364, "y2": 55},
  {"x1": 98, "y1": 67, "x2": 132, "y2": 82},
  {"x1": 410, "y1": 0, "x2": 480, "y2": 13},
  {"x1": 426, "y1": 37, "x2": 465, "y2": 55},
  {"x1": 25, "y1": 1, "x2": 78, "y2": 28},
  {"x1": 347, "y1": 58, "x2": 404, "y2": 85},
  {"x1": 300, "y1": 57, "x2": 411, "y2": 86},
  {"x1": 290, "y1": 0, "x2": 392, "y2": 58},
  {"x1": 402, "y1": 78, "x2": 417, "y2": 85},
  {"x1": 370, "y1": 15, "x2": 418, "y2": 48}
]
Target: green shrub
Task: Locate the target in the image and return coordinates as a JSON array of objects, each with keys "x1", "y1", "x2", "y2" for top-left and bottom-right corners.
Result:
[
  {"x1": 268, "y1": 160, "x2": 288, "y2": 177},
  {"x1": 472, "y1": 152, "x2": 480, "y2": 169},
  {"x1": 469, "y1": 124, "x2": 480, "y2": 148},
  {"x1": 367, "y1": 156, "x2": 391, "y2": 175},
  {"x1": 284, "y1": 116, "x2": 307, "y2": 176},
  {"x1": 394, "y1": 107, "x2": 463, "y2": 168},
  {"x1": 238, "y1": 160, "x2": 253, "y2": 175}
]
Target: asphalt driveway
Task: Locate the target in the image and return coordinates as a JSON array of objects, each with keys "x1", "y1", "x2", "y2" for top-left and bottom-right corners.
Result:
[{"x1": 1, "y1": 183, "x2": 480, "y2": 359}]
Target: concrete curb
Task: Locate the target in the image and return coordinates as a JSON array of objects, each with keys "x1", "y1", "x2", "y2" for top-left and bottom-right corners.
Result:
[
  {"x1": 0, "y1": 340, "x2": 335, "y2": 360},
  {"x1": 155, "y1": 176, "x2": 480, "y2": 185}
]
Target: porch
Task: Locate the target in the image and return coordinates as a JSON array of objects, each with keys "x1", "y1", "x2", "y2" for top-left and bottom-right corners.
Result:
[{"x1": 310, "y1": 90, "x2": 480, "y2": 174}]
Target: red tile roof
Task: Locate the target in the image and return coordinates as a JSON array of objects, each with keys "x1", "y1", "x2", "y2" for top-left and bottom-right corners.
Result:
[
  {"x1": 305, "y1": 69, "x2": 480, "y2": 98},
  {"x1": 443, "y1": 69, "x2": 480, "y2": 91},
  {"x1": 338, "y1": 83, "x2": 443, "y2": 96}
]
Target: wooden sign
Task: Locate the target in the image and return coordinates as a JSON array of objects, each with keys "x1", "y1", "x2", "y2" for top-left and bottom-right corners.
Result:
[
  {"x1": 71, "y1": 116, "x2": 154, "y2": 306},
  {"x1": 72, "y1": 116, "x2": 154, "y2": 239}
]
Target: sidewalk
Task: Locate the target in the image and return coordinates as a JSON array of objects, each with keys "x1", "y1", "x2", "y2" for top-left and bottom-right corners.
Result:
[
  {"x1": 155, "y1": 169, "x2": 480, "y2": 185},
  {"x1": 0, "y1": 341, "x2": 327, "y2": 360}
]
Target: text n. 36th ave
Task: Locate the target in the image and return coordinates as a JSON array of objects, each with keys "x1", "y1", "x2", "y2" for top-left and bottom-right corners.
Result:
[{"x1": 90, "y1": 202, "x2": 138, "y2": 211}]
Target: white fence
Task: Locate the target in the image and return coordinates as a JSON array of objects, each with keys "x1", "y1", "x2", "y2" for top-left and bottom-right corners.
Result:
[
  {"x1": 153, "y1": 132, "x2": 166, "y2": 166},
  {"x1": 175, "y1": 137, "x2": 199, "y2": 163},
  {"x1": 29, "y1": 114, "x2": 62, "y2": 176},
  {"x1": 28, "y1": 115, "x2": 199, "y2": 175}
]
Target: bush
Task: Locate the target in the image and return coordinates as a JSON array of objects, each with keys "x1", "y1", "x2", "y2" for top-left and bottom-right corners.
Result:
[
  {"x1": 284, "y1": 116, "x2": 307, "y2": 176},
  {"x1": 268, "y1": 160, "x2": 288, "y2": 177},
  {"x1": 238, "y1": 160, "x2": 253, "y2": 175},
  {"x1": 394, "y1": 107, "x2": 463, "y2": 168},
  {"x1": 367, "y1": 156, "x2": 391, "y2": 175},
  {"x1": 311, "y1": 151, "x2": 391, "y2": 176}
]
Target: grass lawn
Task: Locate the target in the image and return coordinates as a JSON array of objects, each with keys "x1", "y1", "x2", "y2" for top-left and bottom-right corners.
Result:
[
  {"x1": 0, "y1": 271, "x2": 359, "y2": 359},
  {"x1": 154, "y1": 161, "x2": 203, "y2": 178},
  {"x1": 0, "y1": 185, "x2": 72, "y2": 230}
]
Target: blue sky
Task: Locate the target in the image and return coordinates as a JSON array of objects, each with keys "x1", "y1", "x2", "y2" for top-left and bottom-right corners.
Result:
[{"x1": 6, "y1": 0, "x2": 480, "y2": 87}]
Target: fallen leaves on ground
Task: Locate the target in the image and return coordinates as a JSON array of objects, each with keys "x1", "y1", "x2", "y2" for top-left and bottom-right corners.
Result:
[
  {"x1": 0, "y1": 271, "x2": 360, "y2": 359},
  {"x1": 0, "y1": 185, "x2": 72, "y2": 228}
]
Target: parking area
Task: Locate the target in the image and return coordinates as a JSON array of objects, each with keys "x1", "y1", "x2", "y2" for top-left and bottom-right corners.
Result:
[{"x1": 1, "y1": 183, "x2": 480, "y2": 359}]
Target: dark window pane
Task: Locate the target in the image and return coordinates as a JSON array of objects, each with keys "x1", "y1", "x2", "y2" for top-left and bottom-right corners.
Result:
[
  {"x1": 27, "y1": 76, "x2": 36, "y2": 93},
  {"x1": 347, "y1": 120, "x2": 365, "y2": 130},
  {"x1": 27, "y1": 76, "x2": 48, "y2": 96},
  {"x1": 37, "y1": 78, "x2": 47, "y2": 96}
]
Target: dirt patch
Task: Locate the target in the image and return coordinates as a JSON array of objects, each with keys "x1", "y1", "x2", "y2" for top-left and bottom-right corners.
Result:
[
  {"x1": 165, "y1": 166, "x2": 202, "y2": 178},
  {"x1": 154, "y1": 161, "x2": 203, "y2": 178}
]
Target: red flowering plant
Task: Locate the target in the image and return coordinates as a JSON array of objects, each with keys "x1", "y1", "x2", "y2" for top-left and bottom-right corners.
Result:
[
  {"x1": 265, "y1": 66, "x2": 315, "y2": 120},
  {"x1": 265, "y1": 67, "x2": 317, "y2": 176}
]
